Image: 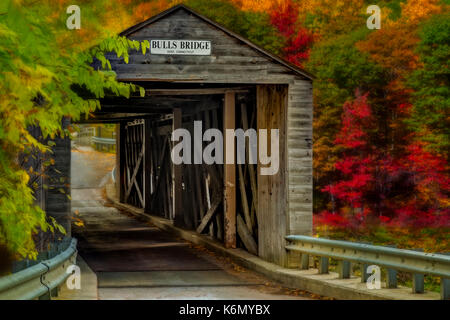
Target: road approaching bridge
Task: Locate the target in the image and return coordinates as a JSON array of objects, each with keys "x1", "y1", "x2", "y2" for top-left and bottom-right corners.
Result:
[
  {"x1": 71, "y1": 189, "x2": 312, "y2": 300},
  {"x1": 70, "y1": 146, "x2": 313, "y2": 300}
]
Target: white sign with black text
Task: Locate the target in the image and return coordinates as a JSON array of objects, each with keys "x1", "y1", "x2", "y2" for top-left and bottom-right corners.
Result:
[{"x1": 150, "y1": 39, "x2": 211, "y2": 55}]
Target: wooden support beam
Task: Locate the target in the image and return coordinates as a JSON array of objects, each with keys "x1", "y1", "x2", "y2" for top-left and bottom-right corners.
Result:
[
  {"x1": 172, "y1": 108, "x2": 183, "y2": 227},
  {"x1": 144, "y1": 88, "x2": 250, "y2": 96},
  {"x1": 236, "y1": 215, "x2": 257, "y2": 255},
  {"x1": 241, "y1": 103, "x2": 258, "y2": 212},
  {"x1": 118, "y1": 122, "x2": 126, "y2": 202},
  {"x1": 125, "y1": 144, "x2": 144, "y2": 203},
  {"x1": 196, "y1": 197, "x2": 222, "y2": 234},
  {"x1": 224, "y1": 91, "x2": 236, "y2": 248},
  {"x1": 144, "y1": 120, "x2": 152, "y2": 213},
  {"x1": 238, "y1": 164, "x2": 252, "y2": 234}
]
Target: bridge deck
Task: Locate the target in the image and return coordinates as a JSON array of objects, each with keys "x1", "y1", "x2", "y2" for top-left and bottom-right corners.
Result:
[{"x1": 71, "y1": 187, "x2": 311, "y2": 299}]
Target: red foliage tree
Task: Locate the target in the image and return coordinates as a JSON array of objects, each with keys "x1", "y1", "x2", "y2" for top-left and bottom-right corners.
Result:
[
  {"x1": 269, "y1": 0, "x2": 313, "y2": 67},
  {"x1": 322, "y1": 91, "x2": 375, "y2": 211},
  {"x1": 319, "y1": 91, "x2": 450, "y2": 231}
]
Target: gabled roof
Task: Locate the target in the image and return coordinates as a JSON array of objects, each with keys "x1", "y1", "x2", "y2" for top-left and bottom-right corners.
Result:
[{"x1": 119, "y1": 4, "x2": 314, "y2": 81}]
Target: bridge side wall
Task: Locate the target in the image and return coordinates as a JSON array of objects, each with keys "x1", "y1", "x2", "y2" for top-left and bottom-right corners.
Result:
[{"x1": 46, "y1": 117, "x2": 72, "y2": 236}]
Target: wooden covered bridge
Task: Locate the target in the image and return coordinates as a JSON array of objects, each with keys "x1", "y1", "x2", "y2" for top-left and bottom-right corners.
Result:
[{"x1": 57, "y1": 4, "x2": 314, "y2": 268}]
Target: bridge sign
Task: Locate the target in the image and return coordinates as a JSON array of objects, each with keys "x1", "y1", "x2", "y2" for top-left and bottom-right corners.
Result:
[{"x1": 150, "y1": 39, "x2": 211, "y2": 55}]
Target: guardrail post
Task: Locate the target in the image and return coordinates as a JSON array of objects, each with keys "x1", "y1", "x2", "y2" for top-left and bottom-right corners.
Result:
[
  {"x1": 319, "y1": 257, "x2": 329, "y2": 274},
  {"x1": 385, "y1": 244, "x2": 398, "y2": 288},
  {"x1": 286, "y1": 250, "x2": 302, "y2": 268},
  {"x1": 38, "y1": 292, "x2": 51, "y2": 300},
  {"x1": 338, "y1": 261, "x2": 351, "y2": 279},
  {"x1": 361, "y1": 264, "x2": 369, "y2": 283},
  {"x1": 413, "y1": 273, "x2": 425, "y2": 293},
  {"x1": 51, "y1": 287, "x2": 59, "y2": 297},
  {"x1": 441, "y1": 278, "x2": 450, "y2": 300},
  {"x1": 386, "y1": 269, "x2": 398, "y2": 288},
  {"x1": 412, "y1": 248, "x2": 425, "y2": 293},
  {"x1": 300, "y1": 254, "x2": 309, "y2": 270}
]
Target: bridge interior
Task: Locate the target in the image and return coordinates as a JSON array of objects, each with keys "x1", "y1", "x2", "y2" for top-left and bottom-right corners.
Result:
[
  {"x1": 70, "y1": 107, "x2": 309, "y2": 299},
  {"x1": 81, "y1": 82, "x2": 263, "y2": 255}
]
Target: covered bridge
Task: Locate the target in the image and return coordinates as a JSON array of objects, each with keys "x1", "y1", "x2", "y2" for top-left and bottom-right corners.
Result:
[{"x1": 60, "y1": 4, "x2": 313, "y2": 267}]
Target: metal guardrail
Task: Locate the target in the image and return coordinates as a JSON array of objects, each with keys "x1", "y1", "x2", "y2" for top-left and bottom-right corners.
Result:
[
  {"x1": 92, "y1": 136, "x2": 115, "y2": 145},
  {"x1": 92, "y1": 136, "x2": 115, "y2": 152},
  {"x1": 0, "y1": 238, "x2": 77, "y2": 300},
  {"x1": 285, "y1": 235, "x2": 450, "y2": 300}
]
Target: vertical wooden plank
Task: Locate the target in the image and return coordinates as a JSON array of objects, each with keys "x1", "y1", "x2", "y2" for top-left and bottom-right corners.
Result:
[
  {"x1": 144, "y1": 120, "x2": 152, "y2": 213},
  {"x1": 224, "y1": 91, "x2": 236, "y2": 249},
  {"x1": 203, "y1": 110, "x2": 214, "y2": 237},
  {"x1": 172, "y1": 108, "x2": 183, "y2": 227},
  {"x1": 257, "y1": 85, "x2": 287, "y2": 266},
  {"x1": 118, "y1": 122, "x2": 126, "y2": 203},
  {"x1": 46, "y1": 117, "x2": 71, "y2": 236},
  {"x1": 165, "y1": 149, "x2": 173, "y2": 220}
]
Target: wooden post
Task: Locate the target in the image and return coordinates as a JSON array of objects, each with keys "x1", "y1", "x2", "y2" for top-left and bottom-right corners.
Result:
[
  {"x1": 144, "y1": 120, "x2": 152, "y2": 213},
  {"x1": 256, "y1": 85, "x2": 287, "y2": 265},
  {"x1": 172, "y1": 108, "x2": 183, "y2": 227},
  {"x1": 115, "y1": 124, "x2": 120, "y2": 199},
  {"x1": 224, "y1": 91, "x2": 236, "y2": 248},
  {"x1": 118, "y1": 122, "x2": 126, "y2": 203}
]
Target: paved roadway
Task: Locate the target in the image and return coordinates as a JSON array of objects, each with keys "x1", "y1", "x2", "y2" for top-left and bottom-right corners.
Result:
[{"x1": 71, "y1": 145, "x2": 312, "y2": 300}]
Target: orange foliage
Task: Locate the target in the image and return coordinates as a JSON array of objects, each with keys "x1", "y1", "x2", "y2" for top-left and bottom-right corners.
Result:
[
  {"x1": 231, "y1": 0, "x2": 286, "y2": 12},
  {"x1": 296, "y1": 0, "x2": 366, "y2": 38},
  {"x1": 356, "y1": 25, "x2": 420, "y2": 77},
  {"x1": 133, "y1": 1, "x2": 171, "y2": 23},
  {"x1": 357, "y1": 0, "x2": 443, "y2": 78},
  {"x1": 400, "y1": 0, "x2": 442, "y2": 25}
]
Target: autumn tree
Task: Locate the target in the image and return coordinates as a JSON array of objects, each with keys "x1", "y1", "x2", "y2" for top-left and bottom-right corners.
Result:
[
  {"x1": 269, "y1": 0, "x2": 313, "y2": 67},
  {"x1": 306, "y1": 29, "x2": 386, "y2": 211},
  {"x1": 0, "y1": 0, "x2": 147, "y2": 258},
  {"x1": 407, "y1": 13, "x2": 450, "y2": 156}
]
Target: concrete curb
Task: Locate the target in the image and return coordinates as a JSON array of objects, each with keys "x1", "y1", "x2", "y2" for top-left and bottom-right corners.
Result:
[{"x1": 105, "y1": 184, "x2": 440, "y2": 300}]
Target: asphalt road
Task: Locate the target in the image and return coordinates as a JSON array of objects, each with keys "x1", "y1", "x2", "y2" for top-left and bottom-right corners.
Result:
[{"x1": 71, "y1": 144, "x2": 115, "y2": 189}]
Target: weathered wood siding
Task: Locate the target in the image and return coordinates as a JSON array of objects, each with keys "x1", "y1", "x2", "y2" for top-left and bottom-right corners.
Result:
[
  {"x1": 287, "y1": 80, "x2": 313, "y2": 237},
  {"x1": 110, "y1": 8, "x2": 309, "y2": 84},
  {"x1": 257, "y1": 85, "x2": 287, "y2": 264},
  {"x1": 46, "y1": 117, "x2": 71, "y2": 236}
]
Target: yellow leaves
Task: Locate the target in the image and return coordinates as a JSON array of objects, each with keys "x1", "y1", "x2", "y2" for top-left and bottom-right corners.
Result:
[
  {"x1": 72, "y1": 216, "x2": 85, "y2": 227},
  {"x1": 401, "y1": 0, "x2": 442, "y2": 25},
  {"x1": 356, "y1": 25, "x2": 420, "y2": 77},
  {"x1": 132, "y1": 1, "x2": 171, "y2": 23},
  {"x1": 356, "y1": 0, "x2": 445, "y2": 78},
  {"x1": 232, "y1": 0, "x2": 284, "y2": 12}
]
